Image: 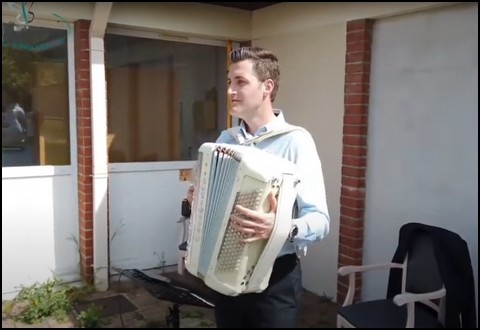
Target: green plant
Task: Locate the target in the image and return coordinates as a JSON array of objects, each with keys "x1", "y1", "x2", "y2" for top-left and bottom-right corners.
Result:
[
  {"x1": 153, "y1": 250, "x2": 167, "y2": 270},
  {"x1": 2, "y1": 300, "x2": 15, "y2": 318},
  {"x1": 77, "y1": 303, "x2": 103, "y2": 328},
  {"x1": 65, "y1": 284, "x2": 97, "y2": 303},
  {"x1": 13, "y1": 278, "x2": 72, "y2": 324}
]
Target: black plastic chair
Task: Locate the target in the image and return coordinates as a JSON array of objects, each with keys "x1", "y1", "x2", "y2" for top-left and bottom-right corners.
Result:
[{"x1": 337, "y1": 222, "x2": 476, "y2": 328}]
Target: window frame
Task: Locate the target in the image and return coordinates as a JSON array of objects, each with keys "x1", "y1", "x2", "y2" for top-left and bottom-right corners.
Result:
[
  {"x1": 105, "y1": 26, "x2": 237, "y2": 173},
  {"x1": 2, "y1": 15, "x2": 77, "y2": 179}
]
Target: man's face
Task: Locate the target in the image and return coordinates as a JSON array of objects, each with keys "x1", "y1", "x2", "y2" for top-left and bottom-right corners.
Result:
[{"x1": 227, "y1": 60, "x2": 265, "y2": 120}]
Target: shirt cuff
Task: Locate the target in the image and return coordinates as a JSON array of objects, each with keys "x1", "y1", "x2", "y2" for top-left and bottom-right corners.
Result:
[{"x1": 292, "y1": 218, "x2": 308, "y2": 241}]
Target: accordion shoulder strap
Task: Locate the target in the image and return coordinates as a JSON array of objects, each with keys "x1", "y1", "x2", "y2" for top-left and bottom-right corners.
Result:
[{"x1": 227, "y1": 124, "x2": 307, "y2": 146}]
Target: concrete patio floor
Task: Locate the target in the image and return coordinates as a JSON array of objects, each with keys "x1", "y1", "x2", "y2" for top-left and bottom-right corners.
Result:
[{"x1": 2, "y1": 267, "x2": 338, "y2": 328}]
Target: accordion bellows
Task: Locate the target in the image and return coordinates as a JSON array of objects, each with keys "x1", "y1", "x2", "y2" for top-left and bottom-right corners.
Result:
[{"x1": 185, "y1": 143, "x2": 300, "y2": 296}]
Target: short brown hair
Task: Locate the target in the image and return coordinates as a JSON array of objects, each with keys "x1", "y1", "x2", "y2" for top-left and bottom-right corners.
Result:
[{"x1": 229, "y1": 47, "x2": 280, "y2": 102}]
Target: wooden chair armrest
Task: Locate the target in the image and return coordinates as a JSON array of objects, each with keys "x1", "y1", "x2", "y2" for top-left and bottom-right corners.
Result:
[
  {"x1": 338, "y1": 263, "x2": 404, "y2": 306},
  {"x1": 394, "y1": 288, "x2": 446, "y2": 328},
  {"x1": 393, "y1": 288, "x2": 446, "y2": 306}
]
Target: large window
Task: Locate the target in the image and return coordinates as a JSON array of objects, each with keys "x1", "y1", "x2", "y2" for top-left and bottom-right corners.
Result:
[
  {"x1": 2, "y1": 23, "x2": 70, "y2": 167},
  {"x1": 105, "y1": 33, "x2": 227, "y2": 162}
]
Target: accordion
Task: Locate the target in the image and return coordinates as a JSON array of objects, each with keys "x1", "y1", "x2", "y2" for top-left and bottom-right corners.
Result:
[{"x1": 185, "y1": 143, "x2": 300, "y2": 296}]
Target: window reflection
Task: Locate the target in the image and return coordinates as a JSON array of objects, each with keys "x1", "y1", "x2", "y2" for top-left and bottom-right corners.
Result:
[
  {"x1": 2, "y1": 24, "x2": 70, "y2": 167},
  {"x1": 105, "y1": 33, "x2": 227, "y2": 163}
]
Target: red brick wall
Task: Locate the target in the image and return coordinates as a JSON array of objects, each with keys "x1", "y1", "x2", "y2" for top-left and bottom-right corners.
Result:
[
  {"x1": 74, "y1": 20, "x2": 94, "y2": 283},
  {"x1": 337, "y1": 19, "x2": 373, "y2": 303}
]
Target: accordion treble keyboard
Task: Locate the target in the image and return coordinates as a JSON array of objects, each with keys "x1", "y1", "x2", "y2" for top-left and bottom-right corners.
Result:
[{"x1": 217, "y1": 189, "x2": 264, "y2": 273}]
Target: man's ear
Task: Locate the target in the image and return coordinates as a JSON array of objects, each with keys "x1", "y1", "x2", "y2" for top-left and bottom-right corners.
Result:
[{"x1": 263, "y1": 79, "x2": 274, "y2": 97}]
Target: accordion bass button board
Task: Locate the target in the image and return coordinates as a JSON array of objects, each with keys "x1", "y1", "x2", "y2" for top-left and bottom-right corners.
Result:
[{"x1": 185, "y1": 143, "x2": 300, "y2": 296}]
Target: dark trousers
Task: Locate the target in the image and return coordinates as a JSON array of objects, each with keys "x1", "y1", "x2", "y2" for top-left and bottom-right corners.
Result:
[{"x1": 214, "y1": 253, "x2": 303, "y2": 328}]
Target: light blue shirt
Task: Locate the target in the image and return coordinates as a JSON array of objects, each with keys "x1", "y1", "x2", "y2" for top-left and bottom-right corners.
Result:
[{"x1": 216, "y1": 109, "x2": 330, "y2": 257}]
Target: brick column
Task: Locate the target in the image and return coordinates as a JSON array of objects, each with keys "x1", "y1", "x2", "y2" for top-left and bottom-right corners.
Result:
[
  {"x1": 74, "y1": 20, "x2": 94, "y2": 283},
  {"x1": 337, "y1": 19, "x2": 373, "y2": 303}
]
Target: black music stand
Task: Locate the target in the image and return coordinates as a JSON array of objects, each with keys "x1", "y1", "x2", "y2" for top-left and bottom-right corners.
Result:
[{"x1": 119, "y1": 268, "x2": 214, "y2": 328}]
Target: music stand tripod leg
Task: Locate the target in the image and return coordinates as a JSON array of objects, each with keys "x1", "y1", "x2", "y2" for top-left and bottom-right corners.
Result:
[{"x1": 165, "y1": 303, "x2": 180, "y2": 328}]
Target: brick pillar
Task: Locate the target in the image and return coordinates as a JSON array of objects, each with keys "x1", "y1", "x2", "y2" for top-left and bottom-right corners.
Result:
[
  {"x1": 74, "y1": 20, "x2": 94, "y2": 284},
  {"x1": 337, "y1": 19, "x2": 373, "y2": 304}
]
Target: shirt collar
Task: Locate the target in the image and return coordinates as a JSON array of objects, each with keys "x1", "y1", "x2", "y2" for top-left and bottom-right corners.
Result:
[{"x1": 239, "y1": 109, "x2": 287, "y2": 138}]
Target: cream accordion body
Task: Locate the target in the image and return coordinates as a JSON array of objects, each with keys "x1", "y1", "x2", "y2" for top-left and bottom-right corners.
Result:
[{"x1": 185, "y1": 142, "x2": 300, "y2": 296}]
